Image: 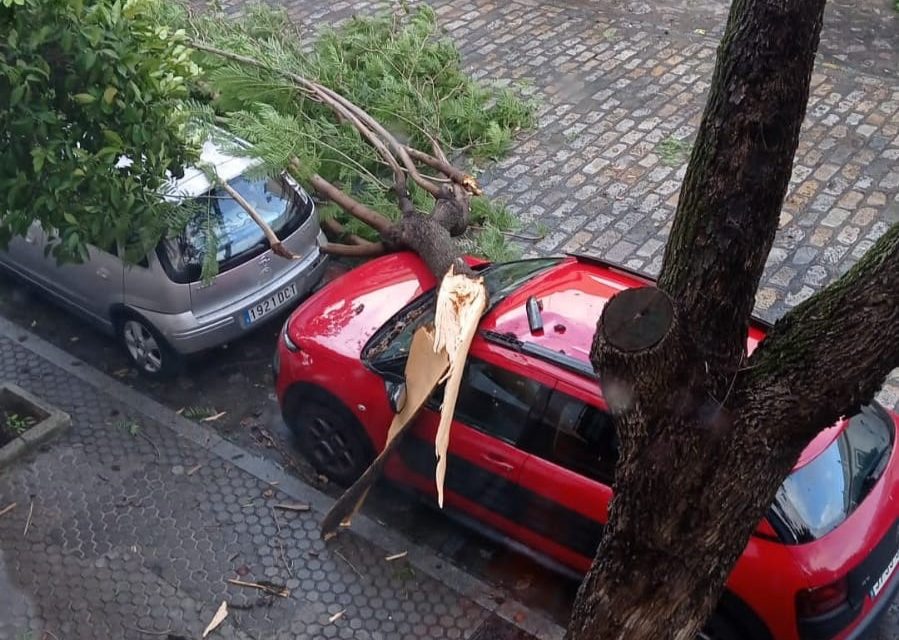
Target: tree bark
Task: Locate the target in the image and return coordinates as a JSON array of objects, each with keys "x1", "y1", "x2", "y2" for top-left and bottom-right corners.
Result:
[
  {"x1": 567, "y1": 0, "x2": 855, "y2": 638},
  {"x1": 657, "y1": 0, "x2": 827, "y2": 387}
]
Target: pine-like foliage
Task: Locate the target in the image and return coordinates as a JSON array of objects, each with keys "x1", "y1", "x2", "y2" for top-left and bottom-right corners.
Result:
[{"x1": 162, "y1": 2, "x2": 536, "y2": 256}]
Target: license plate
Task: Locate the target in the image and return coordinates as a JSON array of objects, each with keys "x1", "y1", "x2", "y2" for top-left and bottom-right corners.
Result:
[{"x1": 244, "y1": 284, "x2": 297, "y2": 325}]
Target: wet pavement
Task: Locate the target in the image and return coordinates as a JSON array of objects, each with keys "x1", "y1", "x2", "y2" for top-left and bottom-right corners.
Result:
[
  {"x1": 0, "y1": 0, "x2": 898, "y2": 635},
  {"x1": 0, "y1": 316, "x2": 559, "y2": 640}
]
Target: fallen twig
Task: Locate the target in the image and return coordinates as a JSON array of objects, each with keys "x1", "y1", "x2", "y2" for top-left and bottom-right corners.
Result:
[
  {"x1": 201, "y1": 410, "x2": 227, "y2": 422},
  {"x1": 273, "y1": 503, "x2": 311, "y2": 512},
  {"x1": 0, "y1": 502, "x2": 16, "y2": 518},
  {"x1": 335, "y1": 550, "x2": 364, "y2": 579},
  {"x1": 129, "y1": 625, "x2": 172, "y2": 636},
  {"x1": 23, "y1": 500, "x2": 33, "y2": 536},
  {"x1": 138, "y1": 432, "x2": 160, "y2": 460},
  {"x1": 385, "y1": 551, "x2": 408, "y2": 562},
  {"x1": 271, "y1": 507, "x2": 293, "y2": 578},
  {"x1": 226, "y1": 578, "x2": 290, "y2": 598}
]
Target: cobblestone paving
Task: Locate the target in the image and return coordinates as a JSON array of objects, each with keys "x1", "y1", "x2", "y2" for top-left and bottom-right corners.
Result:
[
  {"x1": 0, "y1": 334, "x2": 514, "y2": 640},
  {"x1": 241, "y1": 0, "x2": 899, "y2": 407}
]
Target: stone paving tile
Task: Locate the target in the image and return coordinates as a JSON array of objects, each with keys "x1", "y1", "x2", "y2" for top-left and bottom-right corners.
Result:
[{"x1": 0, "y1": 336, "x2": 494, "y2": 639}]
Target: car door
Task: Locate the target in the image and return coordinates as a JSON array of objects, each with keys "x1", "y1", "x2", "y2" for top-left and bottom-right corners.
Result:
[
  {"x1": 393, "y1": 347, "x2": 555, "y2": 540},
  {"x1": 516, "y1": 380, "x2": 617, "y2": 573},
  {"x1": 37, "y1": 234, "x2": 125, "y2": 331},
  {"x1": 0, "y1": 222, "x2": 50, "y2": 286}
]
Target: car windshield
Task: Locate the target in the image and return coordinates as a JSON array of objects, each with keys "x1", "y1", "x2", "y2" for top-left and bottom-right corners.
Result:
[
  {"x1": 157, "y1": 175, "x2": 311, "y2": 283},
  {"x1": 770, "y1": 403, "x2": 894, "y2": 543},
  {"x1": 364, "y1": 258, "x2": 561, "y2": 372}
]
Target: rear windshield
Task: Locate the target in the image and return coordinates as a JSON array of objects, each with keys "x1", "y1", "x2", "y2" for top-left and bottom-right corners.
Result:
[
  {"x1": 157, "y1": 175, "x2": 312, "y2": 284},
  {"x1": 770, "y1": 403, "x2": 895, "y2": 543},
  {"x1": 363, "y1": 258, "x2": 561, "y2": 374}
]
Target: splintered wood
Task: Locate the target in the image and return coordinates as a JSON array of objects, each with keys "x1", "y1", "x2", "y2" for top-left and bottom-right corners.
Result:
[{"x1": 432, "y1": 267, "x2": 487, "y2": 507}]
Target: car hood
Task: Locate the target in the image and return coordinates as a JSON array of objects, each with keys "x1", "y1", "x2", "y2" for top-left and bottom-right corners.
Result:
[{"x1": 287, "y1": 251, "x2": 440, "y2": 359}]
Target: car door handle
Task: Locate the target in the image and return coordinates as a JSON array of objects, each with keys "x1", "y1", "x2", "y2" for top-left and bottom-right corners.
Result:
[
  {"x1": 481, "y1": 453, "x2": 515, "y2": 472},
  {"x1": 97, "y1": 268, "x2": 109, "y2": 280}
]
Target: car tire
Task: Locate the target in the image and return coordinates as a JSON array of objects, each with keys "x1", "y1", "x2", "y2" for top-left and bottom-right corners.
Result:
[
  {"x1": 698, "y1": 613, "x2": 744, "y2": 640},
  {"x1": 116, "y1": 313, "x2": 182, "y2": 379},
  {"x1": 288, "y1": 396, "x2": 375, "y2": 487}
]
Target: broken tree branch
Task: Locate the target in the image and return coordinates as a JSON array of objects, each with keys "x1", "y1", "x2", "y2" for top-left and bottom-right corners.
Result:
[
  {"x1": 321, "y1": 217, "x2": 372, "y2": 246},
  {"x1": 226, "y1": 578, "x2": 290, "y2": 598},
  {"x1": 218, "y1": 181, "x2": 297, "y2": 260},
  {"x1": 405, "y1": 146, "x2": 483, "y2": 196},
  {"x1": 321, "y1": 241, "x2": 387, "y2": 258}
]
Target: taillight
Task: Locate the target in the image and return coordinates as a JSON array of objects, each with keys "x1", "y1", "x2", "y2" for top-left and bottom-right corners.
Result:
[{"x1": 796, "y1": 577, "x2": 849, "y2": 618}]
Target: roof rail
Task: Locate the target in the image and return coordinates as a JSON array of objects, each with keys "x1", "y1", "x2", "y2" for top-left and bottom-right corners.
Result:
[
  {"x1": 566, "y1": 252, "x2": 775, "y2": 331},
  {"x1": 482, "y1": 330, "x2": 598, "y2": 380}
]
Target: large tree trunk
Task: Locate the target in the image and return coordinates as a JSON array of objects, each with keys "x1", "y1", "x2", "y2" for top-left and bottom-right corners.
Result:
[{"x1": 563, "y1": 0, "x2": 887, "y2": 637}]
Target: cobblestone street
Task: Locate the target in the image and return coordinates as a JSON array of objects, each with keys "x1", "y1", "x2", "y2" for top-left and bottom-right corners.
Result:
[{"x1": 260, "y1": 0, "x2": 899, "y2": 404}]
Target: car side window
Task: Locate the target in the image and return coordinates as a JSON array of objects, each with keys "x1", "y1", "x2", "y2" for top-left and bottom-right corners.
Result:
[
  {"x1": 526, "y1": 390, "x2": 619, "y2": 483},
  {"x1": 447, "y1": 359, "x2": 549, "y2": 445}
]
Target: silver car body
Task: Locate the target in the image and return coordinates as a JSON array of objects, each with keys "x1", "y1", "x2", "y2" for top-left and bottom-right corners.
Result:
[{"x1": 0, "y1": 137, "x2": 327, "y2": 356}]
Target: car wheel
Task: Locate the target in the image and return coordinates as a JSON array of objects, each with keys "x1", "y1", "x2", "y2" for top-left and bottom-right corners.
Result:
[
  {"x1": 698, "y1": 613, "x2": 744, "y2": 640},
  {"x1": 289, "y1": 398, "x2": 374, "y2": 486},
  {"x1": 117, "y1": 314, "x2": 181, "y2": 379}
]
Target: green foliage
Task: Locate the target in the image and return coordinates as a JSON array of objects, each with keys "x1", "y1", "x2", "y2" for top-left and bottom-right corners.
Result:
[
  {"x1": 0, "y1": 0, "x2": 201, "y2": 263},
  {"x1": 167, "y1": 2, "x2": 535, "y2": 258},
  {"x1": 657, "y1": 136, "x2": 691, "y2": 167}
]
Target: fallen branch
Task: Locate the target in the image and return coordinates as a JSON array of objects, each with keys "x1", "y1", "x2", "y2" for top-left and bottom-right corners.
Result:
[
  {"x1": 405, "y1": 146, "x2": 482, "y2": 196},
  {"x1": 23, "y1": 500, "x2": 33, "y2": 536},
  {"x1": 226, "y1": 578, "x2": 290, "y2": 598},
  {"x1": 321, "y1": 217, "x2": 373, "y2": 246},
  {"x1": 219, "y1": 181, "x2": 297, "y2": 260},
  {"x1": 273, "y1": 502, "x2": 311, "y2": 512},
  {"x1": 0, "y1": 502, "x2": 16, "y2": 518},
  {"x1": 321, "y1": 241, "x2": 387, "y2": 258},
  {"x1": 321, "y1": 327, "x2": 449, "y2": 537}
]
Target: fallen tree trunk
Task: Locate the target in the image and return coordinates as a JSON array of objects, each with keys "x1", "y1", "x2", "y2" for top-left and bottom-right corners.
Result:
[{"x1": 192, "y1": 42, "x2": 491, "y2": 532}]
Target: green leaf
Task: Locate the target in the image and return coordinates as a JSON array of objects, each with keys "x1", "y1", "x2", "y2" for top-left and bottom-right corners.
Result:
[
  {"x1": 73, "y1": 93, "x2": 95, "y2": 104},
  {"x1": 63, "y1": 211, "x2": 78, "y2": 226},
  {"x1": 30, "y1": 148, "x2": 45, "y2": 173},
  {"x1": 10, "y1": 85, "x2": 25, "y2": 107},
  {"x1": 103, "y1": 86, "x2": 118, "y2": 104}
]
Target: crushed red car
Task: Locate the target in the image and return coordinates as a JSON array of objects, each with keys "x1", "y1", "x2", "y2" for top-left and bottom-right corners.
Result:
[{"x1": 274, "y1": 252, "x2": 899, "y2": 640}]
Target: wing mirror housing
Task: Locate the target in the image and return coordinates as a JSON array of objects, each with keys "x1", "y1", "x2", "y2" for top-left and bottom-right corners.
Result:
[{"x1": 386, "y1": 379, "x2": 407, "y2": 414}]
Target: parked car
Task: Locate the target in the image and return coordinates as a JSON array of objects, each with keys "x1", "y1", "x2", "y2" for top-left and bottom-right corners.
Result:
[
  {"x1": 274, "y1": 252, "x2": 899, "y2": 640},
  {"x1": 0, "y1": 137, "x2": 328, "y2": 377}
]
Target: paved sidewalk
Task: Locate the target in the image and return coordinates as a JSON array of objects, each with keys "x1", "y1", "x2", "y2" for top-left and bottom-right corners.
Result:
[{"x1": 0, "y1": 317, "x2": 559, "y2": 640}]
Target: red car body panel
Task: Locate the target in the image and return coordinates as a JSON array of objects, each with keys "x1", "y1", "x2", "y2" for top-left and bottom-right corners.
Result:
[{"x1": 276, "y1": 252, "x2": 899, "y2": 640}]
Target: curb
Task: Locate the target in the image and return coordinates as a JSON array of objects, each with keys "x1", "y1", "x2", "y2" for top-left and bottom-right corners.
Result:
[
  {"x1": 0, "y1": 315, "x2": 565, "y2": 640},
  {"x1": 0, "y1": 381, "x2": 70, "y2": 469}
]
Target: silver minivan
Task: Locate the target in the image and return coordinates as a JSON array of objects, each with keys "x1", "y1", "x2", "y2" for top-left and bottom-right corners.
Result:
[{"x1": 0, "y1": 137, "x2": 328, "y2": 377}]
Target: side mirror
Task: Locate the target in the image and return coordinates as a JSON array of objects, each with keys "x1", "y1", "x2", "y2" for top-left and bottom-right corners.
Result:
[{"x1": 386, "y1": 379, "x2": 407, "y2": 414}]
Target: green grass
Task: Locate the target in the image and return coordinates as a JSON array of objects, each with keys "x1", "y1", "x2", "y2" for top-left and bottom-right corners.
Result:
[{"x1": 656, "y1": 136, "x2": 692, "y2": 167}]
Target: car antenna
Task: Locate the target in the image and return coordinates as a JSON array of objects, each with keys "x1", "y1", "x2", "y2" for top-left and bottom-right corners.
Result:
[{"x1": 526, "y1": 296, "x2": 543, "y2": 335}]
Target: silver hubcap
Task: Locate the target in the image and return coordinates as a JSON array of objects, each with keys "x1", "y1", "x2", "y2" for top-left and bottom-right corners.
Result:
[{"x1": 123, "y1": 320, "x2": 163, "y2": 373}]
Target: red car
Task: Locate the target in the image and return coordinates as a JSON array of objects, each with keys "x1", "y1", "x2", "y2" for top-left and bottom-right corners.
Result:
[{"x1": 274, "y1": 252, "x2": 899, "y2": 640}]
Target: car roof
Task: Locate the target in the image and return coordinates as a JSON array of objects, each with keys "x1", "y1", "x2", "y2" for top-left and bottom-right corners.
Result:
[
  {"x1": 481, "y1": 254, "x2": 839, "y2": 470},
  {"x1": 483, "y1": 256, "x2": 765, "y2": 367},
  {"x1": 166, "y1": 137, "x2": 259, "y2": 201}
]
